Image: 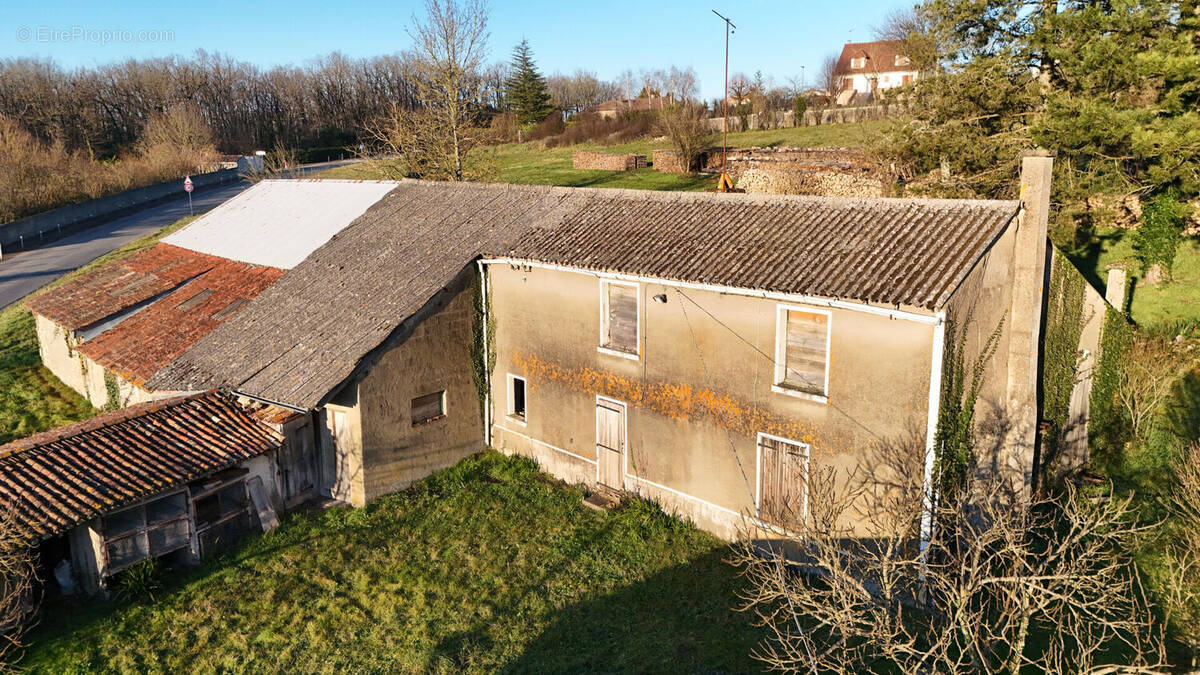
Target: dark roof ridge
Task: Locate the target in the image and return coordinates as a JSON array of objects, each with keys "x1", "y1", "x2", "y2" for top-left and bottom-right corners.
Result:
[{"x1": 389, "y1": 177, "x2": 1021, "y2": 210}]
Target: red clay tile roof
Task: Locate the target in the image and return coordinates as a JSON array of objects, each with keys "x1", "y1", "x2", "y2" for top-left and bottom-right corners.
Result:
[
  {"x1": 25, "y1": 243, "x2": 225, "y2": 330},
  {"x1": 835, "y1": 41, "x2": 910, "y2": 75},
  {"x1": 76, "y1": 259, "x2": 283, "y2": 385},
  {"x1": 0, "y1": 391, "x2": 282, "y2": 541}
]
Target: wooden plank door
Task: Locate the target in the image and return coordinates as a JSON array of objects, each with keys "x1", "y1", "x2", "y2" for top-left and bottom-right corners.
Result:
[
  {"x1": 595, "y1": 399, "x2": 626, "y2": 489},
  {"x1": 759, "y1": 435, "x2": 809, "y2": 528}
]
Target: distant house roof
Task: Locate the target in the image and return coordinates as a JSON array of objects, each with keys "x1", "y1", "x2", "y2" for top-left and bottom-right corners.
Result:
[
  {"x1": 76, "y1": 258, "x2": 283, "y2": 385},
  {"x1": 835, "y1": 41, "x2": 911, "y2": 75},
  {"x1": 26, "y1": 244, "x2": 224, "y2": 331},
  {"x1": 161, "y1": 179, "x2": 399, "y2": 269},
  {"x1": 150, "y1": 181, "x2": 1019, "y2": 410},
  {"x1": 0, "y1": 391, "x2": 281, "y2": 542},
  {"x1": 589, "y1": 96, "x2": 672, "y2": 114}
]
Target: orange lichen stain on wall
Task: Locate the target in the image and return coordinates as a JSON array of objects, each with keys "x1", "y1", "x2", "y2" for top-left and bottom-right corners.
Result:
[{"x1": 513, "y1": 352, "x2": 832, "y2": 454}]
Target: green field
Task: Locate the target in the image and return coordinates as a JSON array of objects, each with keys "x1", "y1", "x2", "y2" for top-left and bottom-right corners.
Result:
[
  {"x1": 319, "y1": 120, "x2": 888, "y2": 190},
  {"x1": 0, "y1": 215, "x2": 198, "y2": 444},
  {"x1": 1067, "y1": 227, "x2": 1200, "y2": 327},
  {"x1": 22, "y1": 452, "x2": 764, "y2": 673}
]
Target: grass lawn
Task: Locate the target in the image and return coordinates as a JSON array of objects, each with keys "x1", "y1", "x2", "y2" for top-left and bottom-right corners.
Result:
[
  {"x1": 22, "y1": 452, "x2": 765, "y2": 673},
  {"x1": 319, "y1": 120, "x2": 888, "y2": 191},
  {"x1": 1065, "y1": 227, "x2": 1200, "y2": 327},
  {"x1": 0, "y1": 215, "x2": 199, "y2": 444}
]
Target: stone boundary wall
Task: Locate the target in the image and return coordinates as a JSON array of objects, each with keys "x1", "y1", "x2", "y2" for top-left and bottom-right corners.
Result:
[
  {"x1": 651, "y1": 150, "x2": 702, "y2": 174},
  {"x1": 0, "y1": 168, "x2": 239, "y2": 254},
  {"x1": 707, "y1": 103, "x2": 903, "y2": 132},
  {"x1": 572, "y1": 151, "x2": 647, "y2": 171}
]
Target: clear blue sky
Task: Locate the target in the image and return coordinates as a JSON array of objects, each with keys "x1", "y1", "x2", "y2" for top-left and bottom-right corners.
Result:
[{"x1": 2, "y1": 0, "x2": 911, "y2": 100}]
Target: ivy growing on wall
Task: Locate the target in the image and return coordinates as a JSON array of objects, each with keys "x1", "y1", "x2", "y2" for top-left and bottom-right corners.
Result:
[
  {"x1": 934, "y1": 314, "x2": 1004, "y2": 500},
  {"x1": 1089, "y1": 305, "x2": 1134, "y2": 460},
  {"x1": 103, "y1": 372, "x2": 123, "y2": 412},
  {"x1": 470, "y1": 273, "x2": 495, "y2": 423},
  {"x1": 1039, "y1": 250, "x2": 1087, "y2": 481}
]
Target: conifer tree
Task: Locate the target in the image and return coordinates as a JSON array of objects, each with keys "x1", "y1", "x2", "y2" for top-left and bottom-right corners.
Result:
[{"x1": 503, "y1": 39, "x2": 555, "y2": 125}]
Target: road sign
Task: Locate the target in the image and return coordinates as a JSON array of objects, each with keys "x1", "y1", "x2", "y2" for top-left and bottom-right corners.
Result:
[{"x1": 183, "y1": 176, "x2": 194, "y2": 193}]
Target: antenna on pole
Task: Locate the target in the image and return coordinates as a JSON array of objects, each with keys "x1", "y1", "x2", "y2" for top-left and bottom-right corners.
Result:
[{"x1": 713, "y1": 9, "x2": 736, "y2": 192}]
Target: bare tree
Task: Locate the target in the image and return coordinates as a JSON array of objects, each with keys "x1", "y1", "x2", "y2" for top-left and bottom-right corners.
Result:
[
  {"x1": 404, "y1": 0, "x2": 490, "y2": 181},
  {"x1": 1162, "y1": 441, "x2": 1200, "y2": 667},
  {"x1": 819, "y1": 54, "x2": 841, "y2": 97},
  {"x1": 874, "y1": 6, "x2": 941, "y2": 74},
  {"x1": 654, "y1": 102, "x2": 712, "y2": 173},
  {"x1": 734, "y1": 456, "x2": 1165, "y2": 673},
  {"x1": 1117, "y1": 335, "x2": 1189, "y2": 437},
  {"x1": 0, "y1": 508, "x2": 37, "y2": 665}
]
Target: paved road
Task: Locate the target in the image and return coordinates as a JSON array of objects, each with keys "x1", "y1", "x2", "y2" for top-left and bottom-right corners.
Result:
[{"x1": 0, "y1": 160, "x2": 358, "y2": 309}]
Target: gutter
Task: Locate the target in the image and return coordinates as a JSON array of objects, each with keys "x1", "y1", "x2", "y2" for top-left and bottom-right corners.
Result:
[
  {"x1": 479, "y1": 258, "x2": 941, "y2": 326},
  {"x1": 476, "y1": 259, "x2": 493, "y2": 447},
  {"x1": 920, "y1": 310, "x2": 947, "y2": 557}
]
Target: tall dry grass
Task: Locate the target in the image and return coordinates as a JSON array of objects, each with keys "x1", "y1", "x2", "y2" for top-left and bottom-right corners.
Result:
[{"x1": 0, "y1": 106, "x2": 217, "y2": 223}]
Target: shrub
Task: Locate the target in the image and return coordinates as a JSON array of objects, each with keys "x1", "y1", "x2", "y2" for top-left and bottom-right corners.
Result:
[{"x1": 1133, "y1": 194, "x2": 1186, "y2": 276}]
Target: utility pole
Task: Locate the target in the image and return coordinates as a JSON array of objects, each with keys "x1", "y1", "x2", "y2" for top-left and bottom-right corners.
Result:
[{"x1": 713, "y1": 10, "x2": 736, "y2": 192}]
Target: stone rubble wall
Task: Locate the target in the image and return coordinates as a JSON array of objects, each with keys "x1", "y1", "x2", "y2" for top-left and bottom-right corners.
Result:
[{"x1": 572, "y1": 151, "x2": 647, "y2": 171}]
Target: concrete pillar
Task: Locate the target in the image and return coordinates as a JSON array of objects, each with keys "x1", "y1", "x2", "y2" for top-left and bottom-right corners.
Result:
[
  {"x1": 1105, "y1": 267, "x2": 1127, "y2": 312},
  {"x1": 1006, "y1": 150, "x2": 1055, "y2": 494}
]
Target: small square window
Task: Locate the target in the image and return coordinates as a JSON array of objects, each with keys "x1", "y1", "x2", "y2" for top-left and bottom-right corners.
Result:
[
  {"x1": 850, "y1": 56, "x2": 866, "y2": 69},
  {"x1": 508, "y1": 375, "x2": 526, "y2": 422},
  {"x1": 895, "y1": 55, "x2": 911, "y2": 67},
  {"x1": 600, "y1": 280, "x2": 639, "y2": 357},
  {"x1": 411, "y1": 390, "x2": 446, "y2": 426}
]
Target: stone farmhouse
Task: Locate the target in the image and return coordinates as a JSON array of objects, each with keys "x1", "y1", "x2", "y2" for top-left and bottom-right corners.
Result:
[
  {"x1": 834, "y1": 40, "x2": 920, "y2": 105},
  {"x1": 8, "y1": 154, "x2": 1115, "y2": 592}
]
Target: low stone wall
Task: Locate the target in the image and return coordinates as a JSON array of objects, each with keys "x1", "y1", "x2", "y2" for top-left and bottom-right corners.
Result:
[
  {"x1": 0, "y1": 168, "x2": 239, "y2": 254},
  {"x1": 651, "y1": 150, "x2": 711, "y2": 174},
  {"x1": 736, "y1": 168, "x2": 885, "y2": 198},
  {"x1": 707, "y1": 103, "x2": 903, "y2": 132},
  {"x1": 572, "y1": 151, "x2": 647, "y2": 171}
]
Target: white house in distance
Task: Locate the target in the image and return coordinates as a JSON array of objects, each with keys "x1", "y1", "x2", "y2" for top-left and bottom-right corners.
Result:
[{"x1": 834, "y1": 40, "x2": 919, "y2": 105}]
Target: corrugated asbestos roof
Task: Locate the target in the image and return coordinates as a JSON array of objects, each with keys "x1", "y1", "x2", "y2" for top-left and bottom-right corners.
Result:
[
  {"x1": 504, "y1": 190, "x2": 1019, "y2": 310},
  {"x1": 161, "y1": 179, "x2": 400, "y2": 269},
  {"x1": 0, "y1": 391, "x2": 282, "y2": 541},
  {"x1": 149, "y1": 181, "x2": 1018, "y2": 410},
  {"x1": 25, "y1": 244, "x2": 223, "y2": 331},
  {"x1": 76, "y1": 259, "x2": 283, "y2": 385}
]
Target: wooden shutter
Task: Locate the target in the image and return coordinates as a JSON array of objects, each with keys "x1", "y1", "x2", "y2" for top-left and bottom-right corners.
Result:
[
  {"x1": 411, "y1": 391, "x2": 445, "y2": 425},
  {"x1": 604, "y1": 283, "x2": 638, "y2": 353},
  {"x1": 759, "y1": 436, "x2": 808, "y2": 528},
  {"x1": 782, "y1": 310, "x2": 828, "y2": 394}
]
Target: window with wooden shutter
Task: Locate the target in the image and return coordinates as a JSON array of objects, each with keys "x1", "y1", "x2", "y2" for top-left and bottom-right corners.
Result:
[
  {"x1": 774, "y1": 306, "x2": 830, "y2": 399},
  {"x1": 600, "y1": 281, "x2": 638, "y2": 356},
  {"x1": 411, "y1": 390, "x2": 446, "y2": 426},
  {"x1": 758, "y1": 434, "x2": 809, "y2": 529}
]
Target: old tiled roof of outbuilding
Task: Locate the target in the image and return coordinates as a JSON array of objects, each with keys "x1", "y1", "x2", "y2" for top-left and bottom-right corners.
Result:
[
  {"x1": 149, "y1": 181, "x2": 1019, "y2": 411},
  {"x1": 76, "y1": 259, "x2": 283, "y2": 385},
  {"x1": 0, "y1": 391, "x2": 281, "y2": 541},
  {"x1": 25, "y1": 243, "x2": 224, "y2": 330}
]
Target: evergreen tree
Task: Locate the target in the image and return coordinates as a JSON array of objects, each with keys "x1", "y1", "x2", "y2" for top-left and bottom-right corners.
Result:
[
  {"x1": 503, "y1": 40, "x2": 555, "y2": 125},
  {"x1": 887, "y1": 0, "x2": 1200, "y2": 239}
]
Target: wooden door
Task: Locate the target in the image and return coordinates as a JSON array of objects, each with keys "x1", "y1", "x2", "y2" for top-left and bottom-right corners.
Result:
[
  {"x1": 277, "y1": 414, "x2": 318, "y2": 506},
  {"x1": 595, "y1": 399, "x2": 625, "y2": 489},
  {"x1": 759, "y1": 436, "x2": 808, "y2": 528}
]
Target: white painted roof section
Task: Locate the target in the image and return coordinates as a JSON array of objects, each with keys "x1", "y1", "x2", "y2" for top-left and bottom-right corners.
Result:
[{"x1": 162, "y1": 179, "x2": 399, "y2": 269}]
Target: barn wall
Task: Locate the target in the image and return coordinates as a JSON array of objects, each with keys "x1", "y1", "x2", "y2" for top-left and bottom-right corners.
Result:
[{"x1": 354, "y1": 270, "x2": 484, "y2": 503}]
